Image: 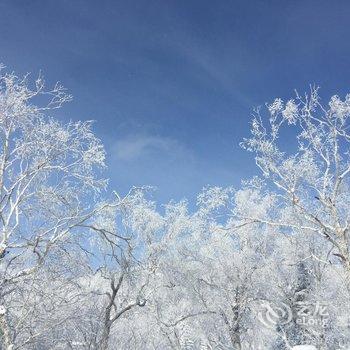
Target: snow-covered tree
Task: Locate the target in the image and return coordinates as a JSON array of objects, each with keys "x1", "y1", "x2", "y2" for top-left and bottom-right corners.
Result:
[
  {"x1": 0, "y1": 67, "x2": 106, "y2": 348},
  {"x1": 1, "y1": 65, "x2": 349, "y2": 350},
  {"x1": 64, "y1": 188, "x2": 164, "y2": 350},
  {"x1": 241, "y1": 87, "x2": 350, "y2": 286}
]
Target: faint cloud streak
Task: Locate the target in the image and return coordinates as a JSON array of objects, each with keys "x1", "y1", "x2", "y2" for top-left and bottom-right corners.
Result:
[{"x1": 113, "y1": 134, "x2": 189, "y2": 161}]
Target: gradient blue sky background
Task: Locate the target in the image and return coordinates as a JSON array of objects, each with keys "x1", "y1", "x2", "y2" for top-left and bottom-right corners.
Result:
[{"x1": 1, "y1": 0, "x2": 350, "y2": 204}]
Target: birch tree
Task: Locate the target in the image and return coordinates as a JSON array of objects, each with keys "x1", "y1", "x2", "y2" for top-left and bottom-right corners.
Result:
[
  {"x1": 241, "y1": 87, "x2": 350, "y2": 286},
  {"x1": 154, "y1": 186, "x2": 287, "y2": 349},
  {"x1": 0, "y1": 67, "x2": 106, "y2": 348},
  {"x1": 67, "y1": 188, "x2": 164, "y2": 350}
]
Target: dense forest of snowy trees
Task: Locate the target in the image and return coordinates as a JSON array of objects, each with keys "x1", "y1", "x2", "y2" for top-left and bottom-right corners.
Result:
[{"x1": 0, "y1": 67, "x2": 349, "y2": 349}]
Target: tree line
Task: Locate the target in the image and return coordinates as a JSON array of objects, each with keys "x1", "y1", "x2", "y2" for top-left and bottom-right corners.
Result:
[{"x1": 0, "y1": 67, "x2": 349, "y2": 349}]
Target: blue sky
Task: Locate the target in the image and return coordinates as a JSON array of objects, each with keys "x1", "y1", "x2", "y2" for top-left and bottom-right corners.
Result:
[{"x1": 1, "y1": 0, "x2": 350, "y2": 204}]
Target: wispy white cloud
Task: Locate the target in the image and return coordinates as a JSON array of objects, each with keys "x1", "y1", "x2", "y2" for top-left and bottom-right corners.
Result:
[
  {"x1": 113, "y1": 134, "x2": 189, "y2": 161},
  {"x1": 107, "y1": 132, "x2": 240, "y2": 203}
]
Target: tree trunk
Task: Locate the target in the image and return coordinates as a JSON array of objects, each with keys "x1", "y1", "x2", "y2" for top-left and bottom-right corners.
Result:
[
  {"x1": 221, "y1": 305, "x2": 242, "y2": 350},
  {"x1": 229, "y1": 328, "x2": 242, "y2": 350},
  {"x1": 0, "y1": 311, "x2": 13, "y2": 350},
  {"x1": 99, "y1": 322, "x2": 112, "y2": 350}
]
